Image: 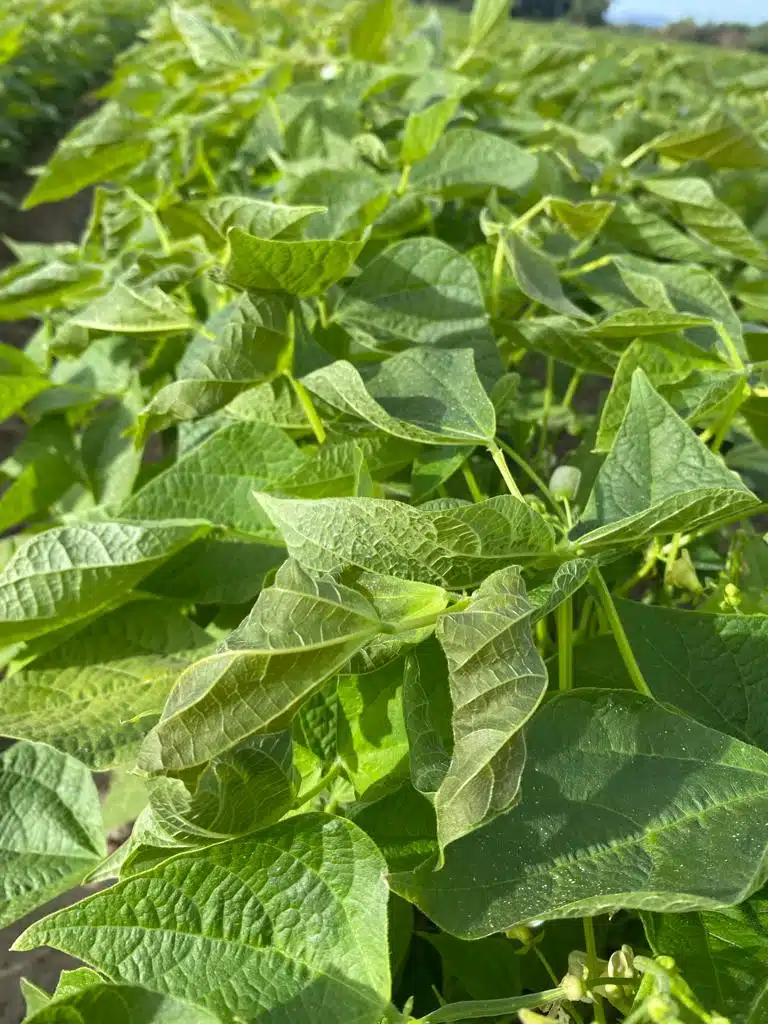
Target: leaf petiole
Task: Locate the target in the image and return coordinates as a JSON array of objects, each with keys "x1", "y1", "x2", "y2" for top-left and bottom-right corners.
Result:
[{"x1": 589, "y1": 567, "x2": 653, "y2": 698}]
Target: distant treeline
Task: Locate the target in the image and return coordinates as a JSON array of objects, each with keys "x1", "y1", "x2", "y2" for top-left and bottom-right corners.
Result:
[{"x1": 438, "y1": 0, "x2": 768, "y2": 51}]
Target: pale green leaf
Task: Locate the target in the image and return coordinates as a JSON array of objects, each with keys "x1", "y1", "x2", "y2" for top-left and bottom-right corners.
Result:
[
  {"x1": 139, "y1": 560, "x2": 382, "y2": 771},
  {"x1": 434, "y1": 566, "x2": 546, "y2": 854},
  {"x1": 16, "y1": 816, "x2": 391, "y2": 1024},
  {"x1": 335, "y1": 237, "x2": 502, "y2": 385},
  {"x1": 135, "y1": 296, "x2": 291, "y2": 439},
  {"x1": 644, "y1": 177, "x2": 768, "y2": 269},
  {"x1": 349, "y1": 0, "x2": 396, "y2": 61},
  {"x1": 0, "y1": 261, "x2": 100, "y2": 321},
  {"x1": 576, "y1": 370, "x2": 757, "y2": 550},
  {"x1": 468, "y1": 0, "x2": 511, "y2": 48},
  {"x1": 402, "y1": 97, "x2": 460, "y2": 165},
  {"x1": 410, "y1": 130, "x2": 537, "y2": 197},
  {"x1": 0, "y1": 741, "x2": 105, "y2": 929},
  {"x1": 648, "y1": 112, "x2": 768, "y2": 170},
  {"x1": 257, "y1": 493, "x2": 555, "y2": 588},
  {"x1": 0, "y1": 601, "x2": 213, "y2": 769},
  {"x1": 223, "y1": 228, "x2": 364, "y2": 296},
  {"x1": 24, "y1": 983, "x2": 220, "y2": 1024},
  {"x1": 72, "y1": 283, "x2": 194, "y2": 335},
  {"x1": 303, "y1": 347, "x2": 496, "y2": 445},
  {"x1": 0, "y1": 521, "x2": 205, "y2": 645},
  {"x1": 170, "y1": 3, "x2": 243, "y2": 68}
]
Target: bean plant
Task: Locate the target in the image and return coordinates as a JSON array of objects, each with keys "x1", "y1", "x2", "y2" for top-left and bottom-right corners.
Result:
[{"x1": 1, "y1": 1, "x2": 768, "y2": 1022}]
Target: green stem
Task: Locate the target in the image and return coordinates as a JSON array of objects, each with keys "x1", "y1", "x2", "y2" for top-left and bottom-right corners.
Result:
[
  {"x1": 562, "y1": 370, "x2": 582, "y2": 411},
  {"x1": 620, "y1": 139, "x2": 653, "y2": 168},
  {"x1": 491, "y1": 236, "x2": 506, "y2": 319},
  {"x1": 462, "y1": 461, "x2": 485, "y2": 503},
  {"x1": 512, "y1": 196, "x2": 549, "y2": 232},
  {"x1": 397, "y1": 163, "x2": 412, "y2": 195},
  {"x1": 583, "y1": 918, "x2": 606, "y2": 1024},
  {"x1": 713, "y1": 321, "x2": 745, "y2": 371},
  {"x1": 590, "y1": 567, "x2": 653, "y2": 697},
  {"x1": 297, "y1": 762, "x2": 342, "y2": 806},
  {"x1": 285, "y1": 371, "x2": 326, "y2": 444},
  {"x1": 417, "y1": 988, "x2": 564, "y2": 1023},
  {"x1": 538, "y1": 357, "x2": 554, "y2": 458},
  {"x1": 488, "y1": 442, "x2": 523, "y2": 499},
  {"x1": 497, "y1": 439, "x2": 562, "y2": 517},
  {"x1": 316, "y1": 296, "x2": 329, "y2": 329},
  {"x1": 711, "y1": 381, "x2": 748, "y2": 453},
  {"x1": 556, "y1": 595, "x2": 573, "y2": 691}
]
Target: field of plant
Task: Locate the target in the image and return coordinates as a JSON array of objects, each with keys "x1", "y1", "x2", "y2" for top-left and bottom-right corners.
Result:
[
  {"x1": 0, "y1": 0, "x2": 152, "y2": 176},
  {"x1": 2, "y1": 0, "x2": 768, "y2": 1021}
]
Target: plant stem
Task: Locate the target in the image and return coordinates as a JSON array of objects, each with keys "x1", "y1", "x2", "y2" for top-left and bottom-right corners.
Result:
[
  {"x1": 556, "y1": 595, "x2": 573, "y2": 691},
  {"x1": 711, "y1": 381, "x2": 748, "y2": 453},
  {"x1": 538, "y1": 357, "x2": 554, "y2": 458},
  {"x1": 562, "y1": 370, "x2": 582, "y2": 411},
  {"x1": 583, "y1": 918, "x2": 606, "y2": 1024},
  {"x1": 590, "y1": 567, "x2": 653, "y2": 698},
  {"x1": 285, "y1": 372, "x2": 326, "y2": 444},
  {"x1": 417, "y1": 988, "x2": 564, "y2": 1023},
  {"x1": 316, "y1": 296, "x2": 329, "y2": 329},
  {"x1": 298, "y1": 762, "x2": 342, "y2": 806},
  {"x1": 462, "y1": 461, "x2": 485, "y2": 503},
  {"x1": 488, "y1": 442, "x2": 524, "y2": 499},
  {"x1": 497, "y1": 439, "x2": 561, "y2": 516},
  {"x1": 491, "y1": 236, "x2": 506, "y2": 319},
  {"x1": 397, "y1": 163, "x2": 411, "y2": 195},
  {"x1": 713, "y1": 321, "x2": 745, "y2": 371}
]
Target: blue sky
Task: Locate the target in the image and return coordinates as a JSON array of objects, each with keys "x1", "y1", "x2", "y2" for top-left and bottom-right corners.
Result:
[{"x1": 608, "y1": 0, "x2": 764, "y2": 23}]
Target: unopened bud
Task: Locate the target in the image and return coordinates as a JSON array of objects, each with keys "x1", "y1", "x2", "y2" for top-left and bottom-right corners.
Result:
[
  {"x1": 549, "y1": 465, "x2": 581, "y2": 501},
  {"x1": 647, "y1": 995, "x2": 677, "y2": 1022},
  {"x1": 506, "y1": 925, "x2": 533, "y2": 944}
]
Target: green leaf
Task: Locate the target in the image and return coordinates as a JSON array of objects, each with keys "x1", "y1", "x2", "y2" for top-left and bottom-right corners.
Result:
[
  {"x1": 595, "y1": 337, "x2": 736, "y2": 452},
  {"x1": 135, "y1": 297, "x2": 291, "y2": 439},
  {"x1": 468, "y1": 0, "x2": 511, "y2": 49},
  {"x1": 0, "y1": 521, "x2": 205, "y2": 645},
  {"x1": 648, "y1": 112, "x2": 768, "y2": 170},
  {"x1": 335, "y1": 237, "x2": 502, "y2": 385},
  {"x1": 122, "y1": 422, "x2": 304, "y2": 540},
  {"x1": 0, "y1": 342, "x2": 50, "y2": 419},
  {"x1": 402, "y1": 97, "x2": 460, "y2": 165},
  {"x1": 410, "y1": 129, "x2": 537, "y2": 197},
  {"x1": 0, "y1": 741, "x2": 105, "y2": 929},
  {"x1": 393, "y1": 689, "x2": 768, "y2": 938},
  {"x1": 303, "y1": 347, "x2": 496, "y2": 445},
  {"x1": 142, "y1": 538, "x2": 285, "y2": 605},
  {"x1": 257, "y1": 493, "x2": 555, "y2": 588},
  {"x1": 589, "y1": 308, "x2": 712, "y2": 338},
  {"x1": 512, "y1": 317, "x2": 617, "y2": 376},
  {"x1": 163, "y1": 197, "x2": 325, "y2": 248},
  {"x1": 547, "y1": 197, "x2": 615, "y2": 240},
  {"x1": 614, "y1": 255, "x2": 745, "y2": 362},
  {"x1": 643, "y1": 177, "x2": 768, "y2": 269},
  {"x1": 0, "y1": 260, "x2": 100, "y2": 321},
  {"x1": 24, "y1": 983, "x2": 220, "y2": 1024},
  {"x1": 644, "y1": 894, "x2": 768, "y2": 1023},
  {"x1": 0, "y1": 601, "x2": 213, "y2": 769},
  {"x1": 16, "y1": 815, "x2": 391, "y2": 1024},
  {"x1": 576, "y1": 370, "x2": 757, "y2": 550},
  {"x1": 137, "y1": 731, "x2": 295, "y2": 846},
  {"x1": 139, "y1": 560, "x2": 383, "y2": 771},
  {"x1": 170, "y1": 3, "x2": 243, "y2": 68},
  {"x1": 349, "y1": 0, "x2": 396, "y2": 61},
  {"x1": 72, "y1": 283, "x2": 194, "y2": 335},
  {"x1": 528, "y1": 557, "x2": 595, "y2": 620},
  {"x1": 223, "y1": 228, "x2": 364, "y2": 296},
  {"x1": 618, "y1": 599, "x2": 768, "y2": 750},
  {"x1": 338, "y1": 659, "x2": 410, "y2": 796},
  {"x1": 434, "y1": 566, "x2": 546, "y2": 854},
  {"x1": 0, "y1": 450, "x2": 78, "y2": 535},
  {"x1": 504, "y1": 233, "x2": 590, "y2": 320}
]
